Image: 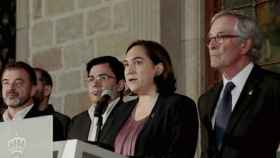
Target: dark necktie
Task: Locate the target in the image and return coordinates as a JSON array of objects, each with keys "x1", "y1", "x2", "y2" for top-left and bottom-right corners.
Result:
[{"x1": 215, "y1": 81, "x2": 235, "y2": 149}]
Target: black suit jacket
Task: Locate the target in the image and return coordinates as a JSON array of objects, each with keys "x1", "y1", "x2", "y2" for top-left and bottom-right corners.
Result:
[
  {"x1": 67, "y1": 110, "x2": 91, "y2": 141},
  {"x1": 198, "y1": 65, "x2": 280, "y2": 158},
  {"x1": 100, "y1": 93, "x2": 198, "y2": 158},
  {"x1": 67, "y1": 99, "x2": 123, "y2": 143},
  {"x1": 42, "y1": 104, "x2": 70, "y2": 141}
]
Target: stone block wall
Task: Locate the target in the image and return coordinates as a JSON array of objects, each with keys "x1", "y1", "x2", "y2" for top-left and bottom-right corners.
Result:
[{"x1": 24, "y1": 0, "x2": 160, "y2": 117}]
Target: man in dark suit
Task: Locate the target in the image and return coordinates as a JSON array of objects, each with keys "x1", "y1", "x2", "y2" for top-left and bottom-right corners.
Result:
[
  {"x1": 0, "y1": 61, "x2": 66, "y2": 141},
  {"x1": 33, "y1": 67, "x2": 71, "y2": 140},
  {"x1": 198, "y1": 10, "x2": 280, "y2": 158},
  {"x1": 0, "y1": 61, "x2": 45, "y2": 121},
  {"x1": 67, "y1": 56, "x2": 126, "y2": 143}
]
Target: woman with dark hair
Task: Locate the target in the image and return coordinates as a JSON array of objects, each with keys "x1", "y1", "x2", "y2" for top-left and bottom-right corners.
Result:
[{"x1": 100, "y1": 40, "x2": 198, "y2": 158}]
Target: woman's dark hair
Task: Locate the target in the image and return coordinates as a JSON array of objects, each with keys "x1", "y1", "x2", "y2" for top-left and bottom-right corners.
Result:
[{"x1": 126, "y1": 40, "x2": 176, "y2": 95}]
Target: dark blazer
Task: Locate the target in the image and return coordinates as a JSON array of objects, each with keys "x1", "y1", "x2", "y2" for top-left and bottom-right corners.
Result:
[
  {"x1": 100, "y1": 93, "x2": 198, "y2": 158},
  {"x1": 67, "y1": 110, "x2": 91, "y2": 141},
  {"x1": 67, "y1": 99, "x2": 123, "y2": 142},
  {"x1": 198, "y1": 65, "x2": 280, "y2": 158},
  {"x1": 42, "y1": 104, "x2": 71, "y2": 141}
]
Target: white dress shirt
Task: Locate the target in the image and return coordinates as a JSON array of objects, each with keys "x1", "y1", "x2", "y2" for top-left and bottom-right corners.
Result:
[
  {"x1": 211, "y1": 63, "x2": 254, "y2": 128},
  {"x1": 3, "y1": 104, "x2": 34, "y2": 121},
  {"x1": 87, "y1": 97, "x2": 120, "y2": 142}
]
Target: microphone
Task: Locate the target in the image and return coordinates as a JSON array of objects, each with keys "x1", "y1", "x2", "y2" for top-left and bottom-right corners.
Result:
[{"x1": 94, "y1": 90, "x2": 112, "y2": 117}]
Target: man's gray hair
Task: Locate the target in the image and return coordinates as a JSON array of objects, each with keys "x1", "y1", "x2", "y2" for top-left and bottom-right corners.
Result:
[{"x1": 211, "y1": 10, "x2": 264, "y2": 62}]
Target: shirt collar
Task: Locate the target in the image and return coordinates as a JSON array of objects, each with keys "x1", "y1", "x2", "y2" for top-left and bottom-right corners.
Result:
[
  {"x1": 88, "y1": 97, "x2": 120, "y2": 121},
  {"x1": 222, "y1": 62, "x2": 254, "y2": 88},
  {"x1": 3, "y1": 104, "x2": 34, "y2": 121}
]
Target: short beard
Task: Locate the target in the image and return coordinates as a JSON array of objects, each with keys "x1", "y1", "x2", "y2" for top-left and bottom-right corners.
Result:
[
  {"x1": 4, "y1": 96, "x2": 31, "y2": 108},
  {"x1": 4, "y1": 97, "x2": 21, "y2": 108},
  {"x1": 34, "y1": 92, "x2": 44, "y2": 104}
]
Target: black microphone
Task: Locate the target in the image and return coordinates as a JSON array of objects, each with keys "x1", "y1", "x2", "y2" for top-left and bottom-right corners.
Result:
[{"x1": 94, "y1": 90, "x2": 112, "y2": 117}]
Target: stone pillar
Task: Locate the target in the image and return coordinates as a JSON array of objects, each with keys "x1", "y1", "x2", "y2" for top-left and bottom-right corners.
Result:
[
  {"x1": 183, "y1": 1, "x2": 205, "y2": 158},
  {"x1": 160, "y1": 0, "x2": 206, "y2": 101},
  {"x1": 182, "y1": 0, "x2": 206, "y2": 101}
]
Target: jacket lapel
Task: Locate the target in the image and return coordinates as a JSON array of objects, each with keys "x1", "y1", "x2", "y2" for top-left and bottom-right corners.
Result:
[
  {"x1": 201, "y1": 82, "x2": 223, "y2": 132},
  {"x1": 226, "y1": 66, "x2": 263, "y2": 133},
  {"x1": 209, "y1": 83, "x2": 223, "y2": 120}
]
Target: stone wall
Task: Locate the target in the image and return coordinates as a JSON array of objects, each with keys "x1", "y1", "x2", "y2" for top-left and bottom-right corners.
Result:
[{"x1": 17, "y1": 0, "x2": 160, "y2": 117}]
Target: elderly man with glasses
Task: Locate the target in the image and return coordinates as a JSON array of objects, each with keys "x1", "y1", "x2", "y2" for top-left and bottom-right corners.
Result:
[{"x1": 198, "y1": 10, "x2": 280, "y2": 158}]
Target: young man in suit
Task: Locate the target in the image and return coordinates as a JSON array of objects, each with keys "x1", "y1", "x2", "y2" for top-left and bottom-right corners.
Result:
[
  {"x1": 198, "y1": 10, "x2": 280, "y2": 158},
  {"x1": 33, "y1": 67, "x2": 71, "y2": 140},
  {"x1": 67, "y1": 56, "x2": 126, "y2": 143}
]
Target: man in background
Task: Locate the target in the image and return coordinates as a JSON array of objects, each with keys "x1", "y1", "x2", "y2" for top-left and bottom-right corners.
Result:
[
  {"x1": 0, "y1": 61, "x2": 66, "y2": 141},
  {"x1": 33, "y1": 67, "x2": 70, "y2": 140}
]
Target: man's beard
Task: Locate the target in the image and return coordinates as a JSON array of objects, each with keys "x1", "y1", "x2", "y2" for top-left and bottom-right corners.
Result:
[
  {"x1": 4, "y1": 96, "x2": 21, "y2": 108},
  {"x1": 4, "y1": 94, "x2": 31, "y2": 108},
  {"x1": 33, "y1": 91, "x2": 44, "y2": 104}
]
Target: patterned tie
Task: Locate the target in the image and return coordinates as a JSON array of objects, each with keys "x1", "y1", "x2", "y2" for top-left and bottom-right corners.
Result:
[{"x1": 215, "y1": 81, "x2": 235, "y2": 149}]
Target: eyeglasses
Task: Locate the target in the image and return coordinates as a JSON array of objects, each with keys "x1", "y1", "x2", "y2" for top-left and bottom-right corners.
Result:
[
  {"x1": 87, "y1": 74, "x2": 115, "y2": 83},
  {"x1": 207, "y1": 33, "x2": 241, "y2": 45}
]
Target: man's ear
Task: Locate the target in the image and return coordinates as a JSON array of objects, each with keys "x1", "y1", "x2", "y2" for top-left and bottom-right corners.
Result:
[
  {"x1": 240, "y1": 38, "x2": 252, "y2": 55},
  {"x1": 155, "y1": 63, "x2": 164, "y2": 76},
  {"x1": 43, "y1": 85, "x2": 52, "y2": 97}
]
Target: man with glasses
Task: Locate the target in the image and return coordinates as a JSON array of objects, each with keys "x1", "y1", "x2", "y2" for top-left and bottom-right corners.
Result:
[
  {"x1": 68, "y1": 56, "x2": 126, "y2": 143},
  {"x1": 198, "y1": 10, "x2": 280, "y2": 158}
]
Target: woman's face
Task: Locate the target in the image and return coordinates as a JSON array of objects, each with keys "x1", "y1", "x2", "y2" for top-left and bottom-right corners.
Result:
[{"x1": 123, "y1": 45, "x2": 158, "y2": 95}]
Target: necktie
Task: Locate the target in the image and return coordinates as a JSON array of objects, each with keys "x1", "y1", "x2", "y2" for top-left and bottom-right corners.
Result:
[{"x1": 215, "y1": 81, "x2": 235, "y2": 149}]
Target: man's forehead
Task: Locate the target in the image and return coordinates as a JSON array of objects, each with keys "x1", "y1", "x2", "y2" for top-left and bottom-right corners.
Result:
[
  {"x1": 210, "y1": 16, "x2": 237, "y2": 33},
  {"x1": 35, "y1": 71, "x2": 42, "y2": 80},
  {"x1": 89, "y1": 63, "x2": 114, "y2": 75},
  {"x1": 2, "y1": 68, "x2": 30, "y2": 80}
]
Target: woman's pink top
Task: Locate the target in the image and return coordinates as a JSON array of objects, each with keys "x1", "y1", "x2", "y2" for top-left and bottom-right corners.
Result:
[{"x1": 114, "y1": 116, "x2": 147, "y2": 157}]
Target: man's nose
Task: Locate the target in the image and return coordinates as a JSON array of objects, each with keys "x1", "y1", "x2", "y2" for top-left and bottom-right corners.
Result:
[
  {"x1": 126, "y1": 64, "x2": 136, "y2": 74},
  {"x1": 208, "y1": 39, "x2": 219, "y2": 50}
]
